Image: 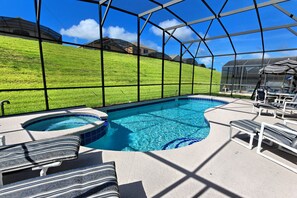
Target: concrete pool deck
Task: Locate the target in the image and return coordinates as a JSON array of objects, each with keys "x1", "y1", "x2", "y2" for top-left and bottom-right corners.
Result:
[{"x1": 0, "y1": 95, "x2": 296, "y2": 197}]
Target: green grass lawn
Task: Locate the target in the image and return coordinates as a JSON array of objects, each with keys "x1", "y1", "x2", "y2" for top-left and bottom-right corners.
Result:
[{"x1": 0, "y1": 35, "x2": 221, "y2": 115}]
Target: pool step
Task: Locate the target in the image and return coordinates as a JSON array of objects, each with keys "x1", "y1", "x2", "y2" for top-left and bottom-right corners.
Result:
[{"x1": 162, "y1": 137, "x2": 203, "y2": 150}]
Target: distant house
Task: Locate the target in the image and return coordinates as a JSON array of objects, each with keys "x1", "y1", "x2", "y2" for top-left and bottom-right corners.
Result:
[
  {"x1": 170, "y1": 55, "x2": 181, "y2": 62},
  {"x1": 148, "y1": 52, "x2": 172, "y2": 60},
  {"x1": 0, "y1": 16, "x2": 62, "y2": 43},
  {"x1": 85, "y1": 37, "x2": 138, "y2": 54},
  {"x1": 132, "y1": 43, "x2": 157, "y2": 55},
  {"x1": 85, "y1": 38, "x2": 168, "y2": 59},
  {"x1": 182, "y1": 58, "x2": 198, "y2": 65}
]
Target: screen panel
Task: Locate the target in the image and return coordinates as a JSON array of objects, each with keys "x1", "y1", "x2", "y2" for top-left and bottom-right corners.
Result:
[
  {"x1": 0, "y1": 91, "x2": 45, "y2": 115},
  {"x1": 105, "y1": 86, "x2": 137, "y2": 105},
  {"x1": 48, "y1": 88, "x2": 102, "y2": 109},
  {"x1": 213, "y1": 56, "x2": 234, "y2": 96}
]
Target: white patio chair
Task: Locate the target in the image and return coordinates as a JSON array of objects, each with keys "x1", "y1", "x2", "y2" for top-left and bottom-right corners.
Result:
[{"x1": 257, "y1": 121, "x2": 297, "y2": 173}]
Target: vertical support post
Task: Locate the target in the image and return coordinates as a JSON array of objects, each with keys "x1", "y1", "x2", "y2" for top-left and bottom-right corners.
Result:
[
  {"x1": 99, "y1": 4, "x2": 105, "y2": 106},
  {"x1": 226, "y1": 67, "x2": 229, "y2": 86},
  {"x1": 191, "y1": 58, "x2": 195, "y2": 94},
  {"x1": 231, "y1": 54, "x2": 237, "y2": 97},
  {"x1": 161, "y1": 30, "x2": 165, "y2": 98},
  {"x1": 179, "y1": 43, "x2": 182, "y2": 96},
  {"x1": 239, "y1": 65, "x2": 244, "y2": 93},
  {"x1": 35, "y1": 0, "x2": 49, "y2": 110},
  {"x1": 261, "y1": 52, "x2": 265, "y2": 86},
  {"x1": 137, "y1": 17, "x2": 141, "y2": 102},
  {"x1": 209, "y1": 56, "x2": 214, "y2": 95}
]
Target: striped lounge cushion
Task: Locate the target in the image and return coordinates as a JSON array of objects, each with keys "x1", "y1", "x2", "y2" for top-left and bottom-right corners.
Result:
[
  {"x1": 0, "y1": 135, "x2": 80, "y2": 173},
  {"x1": 0, "y1": 162, "x2": 119, "y2": 198},
  {"x1": 230, "y1": 119, "x2": 261, "y2": 133},
  {"x1": 230, "y1": 120, "x2": 297, "y2": 147}
]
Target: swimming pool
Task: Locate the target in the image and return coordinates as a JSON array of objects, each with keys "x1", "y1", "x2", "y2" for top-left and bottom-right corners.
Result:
[{"x1": 86, "y1": 98, "x2": 227, "y2": 151}]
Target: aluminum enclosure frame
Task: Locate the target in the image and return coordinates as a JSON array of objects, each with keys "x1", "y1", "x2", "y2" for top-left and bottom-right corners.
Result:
[{"x1": 1, "y1": 0, "x2": 297, "y2": 116}]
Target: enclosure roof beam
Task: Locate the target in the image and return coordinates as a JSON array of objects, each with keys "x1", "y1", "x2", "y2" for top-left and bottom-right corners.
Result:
[
  {"x1": 287, "y1": 27, "x2": 297, "y2": 36},
  {"x1": 140, "y1": 13, "x2": 152, "y2": 35},
  {"x1": 80, "y1": 0, "x2": 138, "y2": 16},
  {"x1": 99, "y1": 0, "x2": 108, "y2": 4},
  {"x1": 273, "y1": 4, "x2": 297, "y2": 22},
  {"x1": 152, "y1": 0, "x2": 213, "y2": 56},
  {"x1": 202, "y1": 0, "x2": 236, "y2": 54},
  {"x1": 139, "y1": 0, "x2": 183, "y2": 17},
  {"x1": 196, "y1": 47, "x2": 297, "y2": 58},
  {"x1": 253, "y1": 0, "x2": 265, "y2": 52},
  {"x1": 195, "y1": 19, "x2": 213, "y2": 58},
  {"x1": 183, "y1": 22, "x2": 297, "y2": 44},
  {"x1": 81, "y1": 0, "x2": 204, "y2": 57},
  {"x1": 182, "y1": 42, "x2": 193, "y2": 56},
  {"x1": 101, "y1": 0, "x2": 112, "y2": 26},
  {"x1": 164, "y1": 28, "x2": 176, "y2": 45},
  {"x1": 164, "y1": 0, "x2": 288, "y2": 31}
]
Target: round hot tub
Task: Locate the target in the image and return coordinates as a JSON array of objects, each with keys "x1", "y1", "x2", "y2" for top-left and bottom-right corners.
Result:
[
  {"x1": 23, "y1": 114, "x2": 101, "y2": 131},
  {"x1": 22, "y1": 113, "x2": 108, "y2": 145}
]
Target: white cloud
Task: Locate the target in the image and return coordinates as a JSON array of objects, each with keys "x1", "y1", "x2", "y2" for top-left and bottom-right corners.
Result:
[
  {"x1": 280, "y1": 51, "x2": 297, "y2": 57},
  {"x1": 245, "y1": 53, "x2": 270, "y2": 59},
  {"x1": 60, "y1": 19, "x2": 101, "y2": 41},
  {"x1": 198, "y1": 57, "x2": 212, "y2": 66},
  {"x1": 150, "y1": 19, "x2": 194, "y2": 41},
  {"x1": 60, "y1": 19, "x2": 161, "y2": 51},
  {"x1": 105, "y1": 26, "x2": 137, "y2": 42}
]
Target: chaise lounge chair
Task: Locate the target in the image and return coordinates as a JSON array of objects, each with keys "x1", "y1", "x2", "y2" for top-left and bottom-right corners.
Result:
[
  {"x1": 230, "y1": 119, "x2": 297, "y2": 172},
  {"x1": 271, "y1": 94, "x2": 297, "y2": 118},
  {"x1": 252, "y1": 88, "x2": 278, "y2": 117},
  {"x1": 230, "y1": 119, "x2": 274, "y2": 149},
  {"x1": 0, "y1": 135, "x2": 80, "y2": 186},
  {"x1": 0, "y1": 161, "x2": 119, "y2": 198},
  {"x1": 257, "y1": 120, "x2": 297, "y2": 173},
  {"x1": 253, "y1": 93, "x2": 297, "y2": 118}
]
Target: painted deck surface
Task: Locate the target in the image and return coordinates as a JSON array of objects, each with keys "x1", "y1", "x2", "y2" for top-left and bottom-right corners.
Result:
[{"x1": 0, "y1": 96, "x2": 296, "y2": 198}]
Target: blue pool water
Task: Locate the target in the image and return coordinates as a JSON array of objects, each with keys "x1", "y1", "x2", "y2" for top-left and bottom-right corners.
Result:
[
  {"x1": 24, "y1": 115, "x2": 101, "y2": 131},
  {"x1": 86, "y1": 98, "x2": 227, "y2": 151}
]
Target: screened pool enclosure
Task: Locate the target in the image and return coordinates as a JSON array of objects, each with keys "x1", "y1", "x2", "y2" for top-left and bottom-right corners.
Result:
[{"x1": 1, "y1": 0, "x2": 297, "y2": 116}]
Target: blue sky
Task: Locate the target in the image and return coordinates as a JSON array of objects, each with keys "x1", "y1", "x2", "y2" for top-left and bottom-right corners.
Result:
[{"x1": 2, "y1": 0, "x2": 297, "y2": 71}]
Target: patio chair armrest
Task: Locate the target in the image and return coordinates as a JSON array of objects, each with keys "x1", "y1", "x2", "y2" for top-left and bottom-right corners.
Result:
[
  {"x1": 274, "y1": 96, "x2": 292, "y2": 103},
  {"x1": 260, "y1": 122, "x2": 297, "y2": 136},
  {"x1": 283, "y1": 96, "x2": 293, "y2": 101},
  {"x1": 0, "y1": 136, "x2": 5, "y2": 146},
  {"x1": 284, "y1": 119, "x2": 297, "y2": 127},
  {"x1": 283, "y1": 101, "x2": 297, "y2": 109},
  {"x1": 274, "y1": 98, "x2": 282, "y2": 103}
]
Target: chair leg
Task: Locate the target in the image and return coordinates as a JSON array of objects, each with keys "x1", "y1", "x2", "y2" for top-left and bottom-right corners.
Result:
[
  {"x1": 257, "y1": 134, "x2": 297, "y2": 173},
  {"x1": 248, "y1": 134, "x2": 255, "y2": 150},
  {"x1": 273, "y1": 110, "x2": 276, "y2": 118},
  {"x1": 0, "y1": 171, "x2": 2, "y2": 186},
  {"x1": 256, "y1": 130, "x2": 263, "y2": 154},
  {"x1": 230, "y1": 126, "x2": 255, "y2": 150},
  {"x1": 229, "y1": 126, "x2": 233, "y2": 140},
  {"x1": 259, "y1": 107, "x2": 262, "y2": 116},
  {"x1": 32, "y1": 161, "x2": 62, "y2": 177}
]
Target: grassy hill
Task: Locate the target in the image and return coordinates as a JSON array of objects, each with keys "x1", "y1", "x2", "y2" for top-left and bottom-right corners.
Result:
[{"x1": 0, "y1": 35, "x2": 221, "y2": 115}]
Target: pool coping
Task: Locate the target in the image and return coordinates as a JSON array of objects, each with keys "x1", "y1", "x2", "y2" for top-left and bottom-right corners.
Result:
[
  {"x1": 23, "y1": 112, "x2": 105, "y2": 139},
  {"x1": 0, "y1": 107, "x2": 108, "y2": 142}
]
